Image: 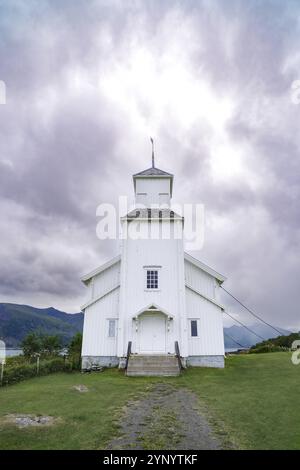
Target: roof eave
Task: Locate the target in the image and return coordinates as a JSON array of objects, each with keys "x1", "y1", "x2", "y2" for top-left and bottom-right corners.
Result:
[
  {"x1": 184, "y1": 252, "x2": 227, "y2": 284},
  {"x1": 81, "y1": 255, "x2": 121, "y2": 285}
]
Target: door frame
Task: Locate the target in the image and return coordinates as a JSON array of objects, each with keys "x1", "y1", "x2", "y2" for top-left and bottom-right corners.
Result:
[{"x1": 137, "y1": 312, "x2": 167, "y2": 355}]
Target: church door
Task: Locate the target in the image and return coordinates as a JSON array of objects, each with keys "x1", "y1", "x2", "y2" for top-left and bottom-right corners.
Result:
[{"x1": 139, "y1": 313, "x2": 166, "y2": 354}]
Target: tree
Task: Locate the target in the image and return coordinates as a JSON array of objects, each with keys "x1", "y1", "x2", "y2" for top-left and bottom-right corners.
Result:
[
  {"x1": 42, "y1": 335, "x2": 62, "y2": 356},
  {"x1": 21, "y1": 333, "x2": 62, "y2": 358},
  {"x1": 68, "y1": 333, "x2": 82, "y2": 369},
  {"x1": 21, "y1": 333, "x2": 42, "y2": 358}
]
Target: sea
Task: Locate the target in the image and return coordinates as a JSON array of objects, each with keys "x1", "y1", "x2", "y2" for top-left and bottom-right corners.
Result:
[
  {"x1": 5, "y1": 348, "x2": 23, "y2": 357},
  {"x1": 225, "y1": 347, "x2": 240, "y2": 353}
]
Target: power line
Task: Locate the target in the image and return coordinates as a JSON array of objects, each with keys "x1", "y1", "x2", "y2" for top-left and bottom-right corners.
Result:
[
  {"x1": 221, "y1": 286, "x2": 283, "y2": 337},
  {"x1": 224, "y1": 332, "x2": 247, "y2": 349},
  {"x1": 223, "y1": 309, "x2": 266, "y2": 341}
]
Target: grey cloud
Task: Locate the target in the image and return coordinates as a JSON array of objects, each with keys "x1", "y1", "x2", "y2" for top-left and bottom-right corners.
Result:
[{"x1": 0, "y1": 0, "x2": 299, "y2": 327}]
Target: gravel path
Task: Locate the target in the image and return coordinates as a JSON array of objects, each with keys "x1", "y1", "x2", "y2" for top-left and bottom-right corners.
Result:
[{"x1": 106, "y1": 383, "x2": 226, "y2": 450}]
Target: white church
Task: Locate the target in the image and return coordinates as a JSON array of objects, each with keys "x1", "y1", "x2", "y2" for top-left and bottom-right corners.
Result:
[{"x1": 81, "y1": 150, "x2": 226, "y2": 375}]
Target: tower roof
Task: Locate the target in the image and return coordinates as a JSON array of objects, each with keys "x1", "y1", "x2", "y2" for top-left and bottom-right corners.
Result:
[
  {"x1": 133, "y1": 166, "x2": 173, "y2": 177},
  {"x1": 124, "y1": 208, "x2": 182, "y2": 220}
]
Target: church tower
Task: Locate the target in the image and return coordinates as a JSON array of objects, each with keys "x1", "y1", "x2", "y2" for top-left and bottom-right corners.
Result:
[{"x1": 117, "y1": 147, "x2": 188, "y2": 363}]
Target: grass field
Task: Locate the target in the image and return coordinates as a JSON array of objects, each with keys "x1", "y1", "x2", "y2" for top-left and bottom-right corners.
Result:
[{"x1": 0, "y1": 352, "x2": 299, "y2": 450}]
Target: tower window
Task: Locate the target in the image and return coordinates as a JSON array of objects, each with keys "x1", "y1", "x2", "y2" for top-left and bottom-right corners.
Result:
[{"x1": 146, "y1": 270, "x2": 158, "y2": 289}]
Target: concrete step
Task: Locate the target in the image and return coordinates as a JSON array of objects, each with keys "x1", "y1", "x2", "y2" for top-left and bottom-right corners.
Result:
[
  {"x1": 126, "y1": 355, "x2": 180, "y2": 377},
  {"x1": 127, "y1": 355, "x2": 178, "y2": 362},
  {"x1": 127, "y1": 370, "x2": 179, "y2": 377}
]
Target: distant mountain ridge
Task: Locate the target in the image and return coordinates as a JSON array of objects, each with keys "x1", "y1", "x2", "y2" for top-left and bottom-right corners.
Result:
[
  {"x1": 224, "y1": 323, "x2": 291, "y2": 349},
  {"x1": 0, "y1": 303, "x2": 83, "y2": 347},
  {"x1": 0, "y1": 302, "x2": 291, "y2": 350}
]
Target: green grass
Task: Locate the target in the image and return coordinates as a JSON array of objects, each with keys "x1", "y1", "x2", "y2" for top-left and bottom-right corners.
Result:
[
  {"x1": 179, "y1": 352, "x2": 300, "y2": 450},
  {"x1": 0, "y1": 370, "x2": 166, "y2": 450},
  {"x1": 0, "y1": 352, "x2": 299, "y2": 449}
]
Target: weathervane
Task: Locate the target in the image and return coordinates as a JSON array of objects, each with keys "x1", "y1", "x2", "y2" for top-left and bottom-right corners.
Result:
[{"x1": 150, "y1": 137, "x2": 155, "y2": 168}]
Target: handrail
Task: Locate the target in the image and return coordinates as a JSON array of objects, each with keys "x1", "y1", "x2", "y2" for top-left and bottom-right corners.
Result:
[
  {"x1": 125, "y1": 341, "x2": 132, "y2": 370},
  {"x1": 175, "y1": 341, "x2": 183, "y2": 370}
]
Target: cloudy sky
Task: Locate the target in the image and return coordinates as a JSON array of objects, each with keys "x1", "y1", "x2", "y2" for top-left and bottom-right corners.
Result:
[{"x1": 0, "y1": 0, "x2": 299, "y2": 330}]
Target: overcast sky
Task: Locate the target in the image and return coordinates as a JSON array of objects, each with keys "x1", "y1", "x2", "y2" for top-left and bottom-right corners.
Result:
[{"x1": 0, "y1": 0, "x2": 299, "y2": 330}]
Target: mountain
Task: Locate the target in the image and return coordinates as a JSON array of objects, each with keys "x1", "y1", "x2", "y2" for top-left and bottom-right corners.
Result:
[
  {"x1": 0, "y1": 303, "x2": 84, "y2": 347},
  {"x1": 224, "y1": 323, "x2": 291, "y2": 349},
  {"x1": 0, "y1": 302, "x2": 291, "y2": 351}
]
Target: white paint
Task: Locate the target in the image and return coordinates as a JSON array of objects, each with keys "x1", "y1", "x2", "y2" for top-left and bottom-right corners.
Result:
[
  {"x1": 92, "y1": 261, "x2": 120, "y2": 299},
  {"x1": 81, "y1": 287, "x2": 119, "y2": 357},
  {"x1": 134, "y1": 177, "x2": 172, "y2": 206},
  {"x1": 186, "y1": 288, "x2": 224, "y2": 356},
  {"x1": 81, "y1": 163, "x2": 226, "y2": 367},
  {"x1": 138, "y1": 313, "x2": 166, "y2": 354}
]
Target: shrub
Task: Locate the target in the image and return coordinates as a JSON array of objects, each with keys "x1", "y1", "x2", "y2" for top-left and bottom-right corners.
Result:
[
  {"x1": 67, "y1": 333, "x2": 82, "y2": 370},
  {"x1": 5, "y1": 355, "x2": 30, "y2": 367},
  {"x1": 249, "y1": 344, "x2": 287, "y2": 354},
  {"x1": 1, "y1": 357, "x2": 68, "y2": 386},
  {"x1": 0, "y1": 331, "x2": 83, "y2": 386}
]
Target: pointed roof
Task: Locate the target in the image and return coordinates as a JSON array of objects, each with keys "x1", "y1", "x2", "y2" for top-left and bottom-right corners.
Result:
[
  {"x1": 81, "y1": 255, "x2": 121, "y2": 285},
  {"x1": 123, "y1": 208, "x2": 182, "y2": 220},
  {"x1": 133, "y1": 166, "x2": 173, "y2": 177}
]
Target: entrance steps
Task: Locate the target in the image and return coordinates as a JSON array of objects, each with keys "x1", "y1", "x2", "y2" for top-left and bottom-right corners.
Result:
[{"x1": 126, "y1": 355, "x2": 180, "y2": 377}]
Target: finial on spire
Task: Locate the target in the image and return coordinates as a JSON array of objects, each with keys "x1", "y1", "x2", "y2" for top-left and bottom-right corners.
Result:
[{"x1": 150, "y1": 137, "x2": 155, "y2": 168}]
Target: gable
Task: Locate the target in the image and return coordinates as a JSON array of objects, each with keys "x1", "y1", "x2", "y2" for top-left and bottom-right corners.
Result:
[
  {"x1": 81, "y1": 285, "x2": 120, "y2": 311},
  {"x1": 184, "y1": 252, "x2": 226, "y2": 284},
  {"x1": 81, "y1": 255, "x2": 121, "y2": 285}
]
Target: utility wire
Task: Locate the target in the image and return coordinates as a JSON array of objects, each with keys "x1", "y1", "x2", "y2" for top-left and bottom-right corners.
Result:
[
  {"x1": 224, "y1": 332, "x2": 247, "y2": 349},
  {"x1": 223, "y1": 309, "x2": 266, "y2": 341},
  {"x1": 221, "y1": 286, "x2": 283, "y2": 336}
]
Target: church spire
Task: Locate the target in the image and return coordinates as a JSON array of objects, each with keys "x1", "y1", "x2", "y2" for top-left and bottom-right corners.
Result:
[{"x1": 150, "y1": 137, "x2": 154, "y2": 168}]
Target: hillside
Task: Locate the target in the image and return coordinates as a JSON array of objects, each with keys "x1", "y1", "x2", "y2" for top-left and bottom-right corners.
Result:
[
  {"x1": 224, "y1": 323, "x2": 291, "y2": 349},
  {"x1": 249, "y1": 331, "x2": 300, "y2": 352},
  {"x1": 0, "y1": 302, "x2": 291, "y2": 350},
  {"x1": 0, "y1": 303, "x2": 84, "y2": 347}
]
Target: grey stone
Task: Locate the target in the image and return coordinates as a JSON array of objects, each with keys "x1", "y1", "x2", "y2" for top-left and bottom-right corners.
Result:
[
  {"x1": 81, "y1": 356, "x2": 119, "y2": 369},
  {"x1": 118, "y1": 357, "x2": 126, "y2": 369},
  {"x1": 187, "y1": 355, "x2": 224, "y2": 368},
  {"x1": 73, "y1": 384, "x2": 89, "y2": 393},
  {"x1": 5, "y1": 414, "x2": 56, "y2": 428}
]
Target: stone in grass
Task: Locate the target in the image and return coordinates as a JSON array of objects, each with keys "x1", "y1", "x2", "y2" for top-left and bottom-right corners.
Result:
[
  {"x1": 5, "y1": 414, "x2": 57, "y2": 428},
  {"x1": 72, "y1": 384, "x2": 89, "y2": 393}
]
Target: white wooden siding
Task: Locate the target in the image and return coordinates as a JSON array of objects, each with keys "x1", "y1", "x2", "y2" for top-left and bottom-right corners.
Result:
[
  {"x1": 118, "y1": 219, "x2": 187, "y2": 356},
  {"x1": 82, "y1": 288, "x2": 119, "y2": 357},
  {"x1": 185, "y1": 259, "x2": 216, "y2": 299},
  {"x1": 186, "y1": 288, "x2": 224, "y2": 356},
  {"x1": 92, "y1": 261, "x2": 120, "y2": 300},
  {"x1": 135, "y1": 178, "x2": 171, "y2": 206}
]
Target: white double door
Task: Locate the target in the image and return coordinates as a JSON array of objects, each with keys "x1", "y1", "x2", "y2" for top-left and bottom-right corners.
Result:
[{"x1": 138, "y1": 313, "x2": 166, "y2": 354}]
